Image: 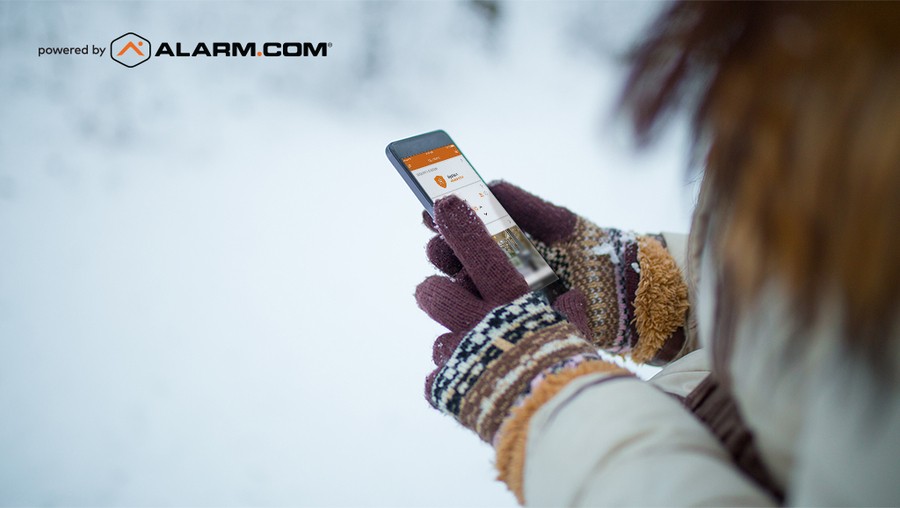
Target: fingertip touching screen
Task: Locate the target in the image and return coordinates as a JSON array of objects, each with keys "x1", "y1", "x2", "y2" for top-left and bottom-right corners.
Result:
[{"x1": 403, "y1": 144, "x2": 558, "y2": 291}]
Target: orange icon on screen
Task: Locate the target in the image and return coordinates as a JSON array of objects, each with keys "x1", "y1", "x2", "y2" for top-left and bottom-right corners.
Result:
[{"x1": 434, "y1": 175, "x2": 447, "y2": 188}]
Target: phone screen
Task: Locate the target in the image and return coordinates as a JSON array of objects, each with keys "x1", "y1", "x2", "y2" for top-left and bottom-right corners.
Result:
[{"x1": 401, "y1": 144, "x2": 558, "y2": 291}]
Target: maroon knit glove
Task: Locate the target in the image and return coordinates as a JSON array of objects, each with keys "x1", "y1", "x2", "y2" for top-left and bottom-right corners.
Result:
[
  {"x1": 424, "y1": 182, "x2": 690, "y2": 365},
  {"x1": 416, "y1": 195, "x2": 620, "y2": 443}
]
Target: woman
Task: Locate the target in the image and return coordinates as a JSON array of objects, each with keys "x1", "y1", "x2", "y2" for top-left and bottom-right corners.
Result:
[{"x1": 414, "y1": 2, "x2": 900, "y2": 505}]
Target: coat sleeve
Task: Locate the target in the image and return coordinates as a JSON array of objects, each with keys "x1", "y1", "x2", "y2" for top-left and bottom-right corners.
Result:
[
  {"x1": 504, "y1": 232, "x2": 773, "y2": 505},
  {"x1": 522, "y1": 372, "x2": 777, "y2": 506},
  {"x1": 787, "y1": 350, "x2": 900, "y2": 505}
]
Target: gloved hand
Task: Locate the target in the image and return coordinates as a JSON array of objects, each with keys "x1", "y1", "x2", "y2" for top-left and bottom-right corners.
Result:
[
  {"x1": 424, "y1": 181, "x2": 690, "y2": 364},
  {"x1": 417, "y1": 195, "x2": 627, "y2": 443}
]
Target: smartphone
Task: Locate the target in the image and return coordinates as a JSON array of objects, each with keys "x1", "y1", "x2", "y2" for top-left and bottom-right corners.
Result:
[{"x1": 386, "y1": 130, "x2": 560, "y2": 294}]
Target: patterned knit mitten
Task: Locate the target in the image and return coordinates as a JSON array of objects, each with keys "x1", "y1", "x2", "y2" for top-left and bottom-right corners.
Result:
[{"x1": 424, "y1": 181, "x2": 690, "y2": 365}]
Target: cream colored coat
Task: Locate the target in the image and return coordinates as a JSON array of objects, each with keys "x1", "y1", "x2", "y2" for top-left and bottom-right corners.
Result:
[{"x1": 522, "y1": 233, "x2": 900, "y2": 506}]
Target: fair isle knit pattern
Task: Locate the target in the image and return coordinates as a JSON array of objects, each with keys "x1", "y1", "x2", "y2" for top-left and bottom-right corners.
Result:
[
  {"x1": 522, "y1": 353, "x2": 604, "y2": 398},
  {"x1": 431, "y1": 293, "x2": 561, "y2": 417},
  {"x1": 534, "y1": 219, "x2": 643, "y2": 352},
  {"x1": 460, "y1": 324, "x2": 599, "y2": 442},
  {"x1": 608, "y1": 228, "x2": 631, "y2": 353},
  {"x1": 430, "y1": 293, "x2": 600, "y2": 442}
]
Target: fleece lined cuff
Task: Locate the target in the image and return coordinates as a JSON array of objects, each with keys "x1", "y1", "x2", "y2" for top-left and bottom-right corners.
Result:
[
  {"x1": 631, "y1": 236, "x2": 691, "y2": 363},
  {"x1": 532, "y1": 220, "x2": 690, "y2": 364}
]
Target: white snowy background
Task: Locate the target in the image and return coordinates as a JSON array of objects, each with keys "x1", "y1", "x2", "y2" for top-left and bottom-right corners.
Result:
[{"x1": 0, "y1": 1, "x2": 693, "y2": 506}]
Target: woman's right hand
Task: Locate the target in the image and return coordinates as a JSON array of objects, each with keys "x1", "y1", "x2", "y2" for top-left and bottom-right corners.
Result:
[{"x1": 425, "y1": 181, "x2": 690, "y2": 364}]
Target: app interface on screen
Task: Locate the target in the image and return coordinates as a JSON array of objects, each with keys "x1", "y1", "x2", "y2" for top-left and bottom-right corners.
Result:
[{"x1": 402, "y1": 144, "x2": 558, "y2": 290}]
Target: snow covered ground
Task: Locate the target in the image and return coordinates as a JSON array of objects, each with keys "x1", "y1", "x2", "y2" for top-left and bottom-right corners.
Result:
[{"x1": 0, "y1": 2, "x2": 693, "y2": 506}]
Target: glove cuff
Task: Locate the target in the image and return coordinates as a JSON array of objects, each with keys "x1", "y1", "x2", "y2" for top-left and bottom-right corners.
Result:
[
  {"x1": 430, "y1": 292, "x2": 600, "y2": 442},
  {"x1": 541, "y1": 218, "x2": 690, "y2": 363},
  {"x1": 630, "y1": 236, "x2": 691, "y2": 363}
]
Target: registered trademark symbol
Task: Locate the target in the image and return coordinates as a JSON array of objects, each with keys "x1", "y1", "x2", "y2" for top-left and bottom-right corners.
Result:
[{"x1": 327, "y1": 42, "x2": 333, "y2": 48}]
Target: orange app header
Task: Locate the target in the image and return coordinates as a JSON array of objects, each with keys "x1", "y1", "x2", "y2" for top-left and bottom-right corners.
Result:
[{"x1": 403, "y1": 144, "x2": 461, "y2": 171}]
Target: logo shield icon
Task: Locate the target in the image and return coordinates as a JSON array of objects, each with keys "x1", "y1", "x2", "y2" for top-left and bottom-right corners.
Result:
[
  {"x1": 111, "y1": 32, "x2": 151, "y2": 68},
  {"x1": 434, "y1": 175, "x2": 447, "y2": 188}
]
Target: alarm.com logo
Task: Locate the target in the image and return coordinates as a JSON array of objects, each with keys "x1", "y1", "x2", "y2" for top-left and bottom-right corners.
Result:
[
  {"x1": 107, "y1": 32, "x2": 332, "y2": 68},
  {"x1": 111, "y1": 33, "x2": 151, "y2": 68}
]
